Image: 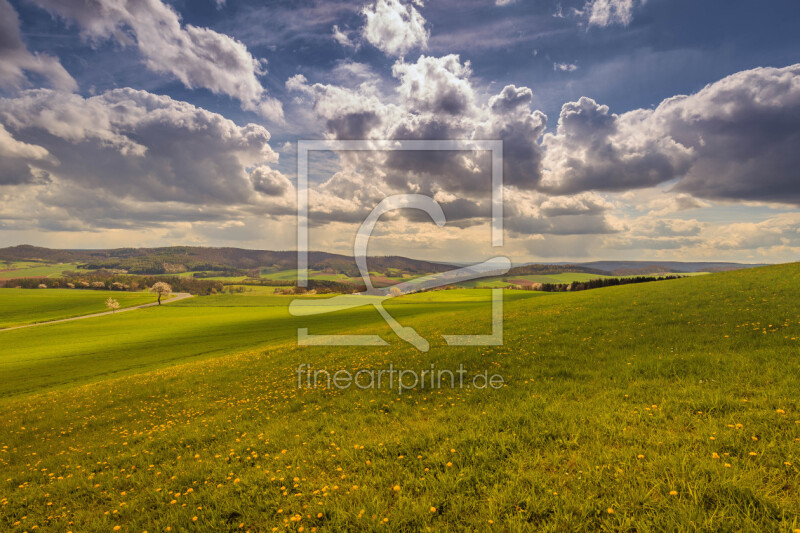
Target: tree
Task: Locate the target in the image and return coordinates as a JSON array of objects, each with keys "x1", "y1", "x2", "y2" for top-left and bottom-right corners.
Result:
[
  {"x1": 150, "y1": 281, "x2": 172, "y2": 305},
  {"x1": 389, "y1": 286, "x2": 403, "y2": 297},
  {"x1": 106, "y1": 297, "x2": 120, "y2": 313}
]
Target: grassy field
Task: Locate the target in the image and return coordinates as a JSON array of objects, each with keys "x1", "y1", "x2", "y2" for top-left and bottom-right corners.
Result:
[
  {"x1": 0, "y1": 262, "x2": 83, "y2": 279},
  {"x1": 460, "y1": 272, "x2": 708, "y2": 288},
  {"x1": 0, "y1": 265, "x2": 799, "y2": 531},
  {"x1": 0, "y1": 289, "x2": 157, "y2": 328}
]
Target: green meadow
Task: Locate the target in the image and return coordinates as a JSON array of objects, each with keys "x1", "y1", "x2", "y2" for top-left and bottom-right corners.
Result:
[
  {"x1": 0, "y1": 264, "x2": 799, "y2": 531},
  {"x1": 0, "y1": 289, "x2": 156, "y2": 329},
  {"x1": 0, "y1": 262, "x2": 83, "y2": 279}
]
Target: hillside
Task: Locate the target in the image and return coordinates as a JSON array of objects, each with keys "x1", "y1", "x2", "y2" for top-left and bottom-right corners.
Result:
[{"x1": 1, "y1": 264, "x2": 799, "y2": 530}]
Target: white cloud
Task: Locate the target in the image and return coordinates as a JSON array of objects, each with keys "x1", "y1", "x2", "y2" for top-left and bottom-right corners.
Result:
[
  {"x1": 249, "y1": 165, "x2": 293, "y2": 197},
  {"x1": 0, "y1": 89, "x2": 290, "y2": 214},
  {"x1": 540, "y1": 96, "x2": 693, "y2": 194},
  {"x1": 27, "y1": 0, "x2": 282, "y2": 121},
  {"x1": 392, "y1": 55, "x2": 475, "y2": 115},
  {"x1": 288, "y1": 59, "x2": 615, "y2": 235},
  {"x1": 332, "y1": 24, "x2": 357, "y2": 48},
  {"x1": 0, "y1": 0, "x2": 77, "y2": 92},
  {"x1": 554, "y1": 62, "x2": 578, "y2": 72},
  {"x1": 645, "y1": 194, "x2": 711, "y2": 216},
  {"x1": 585, "y1": 0, "x2": 640, "y2": 27},
  {"x1": 362, "y1": 0, "x2": 429, "y2": 57}
]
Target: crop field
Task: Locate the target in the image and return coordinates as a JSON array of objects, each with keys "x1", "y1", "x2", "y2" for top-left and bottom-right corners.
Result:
[
  {"x1": 0, "y1": 265, "x2": 799, "y2": 531},
  {"x1": 0, "y1": 289, "x2": 156, "y2": 329}
]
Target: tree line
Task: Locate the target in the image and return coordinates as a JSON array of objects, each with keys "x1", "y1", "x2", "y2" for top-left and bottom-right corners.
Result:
[
  {"x1": 4, "y1": 274, "x2": 222, "y2": 295},
  {"x1": 518, "y1": 275, "x2": 685, "y2": 293}
]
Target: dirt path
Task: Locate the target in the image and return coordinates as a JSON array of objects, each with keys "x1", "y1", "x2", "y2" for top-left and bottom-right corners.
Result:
[{"x1": 0, "y1": 292, "x2": 194, "y2": 332}]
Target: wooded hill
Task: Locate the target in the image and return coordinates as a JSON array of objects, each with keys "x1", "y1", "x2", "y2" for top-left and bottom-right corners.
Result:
[{"x1": 0, "y1": 245, "x2": 457, "y2": 276}]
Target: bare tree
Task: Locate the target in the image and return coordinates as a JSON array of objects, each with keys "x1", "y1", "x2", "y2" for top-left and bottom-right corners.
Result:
[
  {"x1": 150, "y1": 282, "x2": 172, "y2": 305},
  {"x1": 389, "y1": 286, "x2": 403, "y2": 297},
  {"x1": 105, "y1": 297, "x2": 120, "y2": 313}
]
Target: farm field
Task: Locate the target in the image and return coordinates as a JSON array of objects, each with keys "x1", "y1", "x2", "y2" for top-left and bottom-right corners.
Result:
[
  {"x1": 0, "y1": 288, "x2": 157, "y2": 328},
  {"x1": 0, "y1": 264, "x2": 799, "y2": 531}
]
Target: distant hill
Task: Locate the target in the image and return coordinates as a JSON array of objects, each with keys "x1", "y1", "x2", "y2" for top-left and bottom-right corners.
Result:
[
  {"x1": 0, "y1": 245, "x2": 457, "y2": 276},
  {"x1": 569, "y1": 260, "x2": 770, "y2": 275},
  {"x1": 505, "y1": 263, "x2": 608, "y2": 276}
]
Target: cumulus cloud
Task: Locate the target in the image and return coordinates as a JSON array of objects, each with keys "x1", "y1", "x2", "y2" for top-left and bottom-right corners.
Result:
[
  {"x1": 708, "y1": 213, "x2": 800, "y2": 251},
  {"x1": 540, "y1": 96, "x2": 693, "y2": 194},
  {"x1": 27, "y1": 0, "x2": 282, "y2": 121},
  {"x1": 250, "y1": 165, "x2": 293, "y2": 196},
  {"x1": 0, "y1": 89, "x2": 289, "y2": 210},
  {"x1": 488, "y1": 85, "x2": 533, "y2": 114},
  {"x1": 0, "y1": 0, "x2": 77, "y2": 91},
  {"x1": 392, "y1": 55, "x2": 474, "y2": 115},
  {"x1": 362, "y1": 0, "x2": 429, "y2": 57},
  {"x1": 477, "y1": 86, "x2": 547, "y2": 190},
  {"x1": 662, "y1": 64, "x2": 800, "y2": 204},
  {"x1": 541, "y1": 64, "x2": 800, "y2": 205},
  {"x1": 288, "y1": 56, "x2": 594, "y2": 233}
]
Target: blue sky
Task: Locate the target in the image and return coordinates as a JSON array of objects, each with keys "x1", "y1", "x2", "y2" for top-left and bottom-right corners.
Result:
[{"x1": 1, "y1": 0, "x2": 799, "y2": 263}]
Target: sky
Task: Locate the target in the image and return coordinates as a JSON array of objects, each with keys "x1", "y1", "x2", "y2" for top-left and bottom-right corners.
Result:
[{"x1": 0, "y1": 0, "x2": 799, "y2": 264}]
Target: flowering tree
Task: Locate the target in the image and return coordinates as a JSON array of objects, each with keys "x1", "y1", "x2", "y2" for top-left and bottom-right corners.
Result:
[
  {"x1": 105, "y1": 297, "x2": 120, "y2": 313},
  {"x1": 150, "y1": 282, "x2": 172, "y2": 305}
]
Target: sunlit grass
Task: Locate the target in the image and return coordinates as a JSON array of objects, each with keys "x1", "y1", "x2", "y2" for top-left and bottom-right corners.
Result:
[
  {"x1": 0, "y1": 265, "x2": 799, "y2": 531},
  {"x1": 0, "y1": 288, "x2": 155, "y2": 328}
]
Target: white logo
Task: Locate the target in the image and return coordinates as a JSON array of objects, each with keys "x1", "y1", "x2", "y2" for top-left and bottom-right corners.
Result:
[{"x1": 291, "y1": 140, "x2": 507, "y2": 351}]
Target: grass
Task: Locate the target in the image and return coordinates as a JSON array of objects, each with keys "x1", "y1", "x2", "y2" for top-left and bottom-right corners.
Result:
[
  {"x1": 0, "y1": 288, "x2": 156, "y2": 328},
  {"x1": 0, "y1": 265, "x2": 799, "y2": 531},
  {"x1": 224, "y1": 285, "x2": 283, "y2": 295},
  {"x1": 0, "y1": 262, "x2": 83, "y2": 279}
]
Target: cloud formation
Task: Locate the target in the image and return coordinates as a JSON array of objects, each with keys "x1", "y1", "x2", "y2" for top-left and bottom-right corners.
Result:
[
  {"x1": 0, "y1": 0, "x2": 77, "y2": 92},
  {"x1": 28, "y1": 0, "x2": 282, "y2": 121},
  {"x1": 584, "y1": 0, "x2": 640, "y2": 27},
  {"x1": 362, "y1": 0, "x2": 429, "y2": 57},
  {"x1": 0, "y1": 89, "x2": 290, "y2": 219},
  {"x1": 541, "y1": 64, "x2": 800, "y2": 205}
]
